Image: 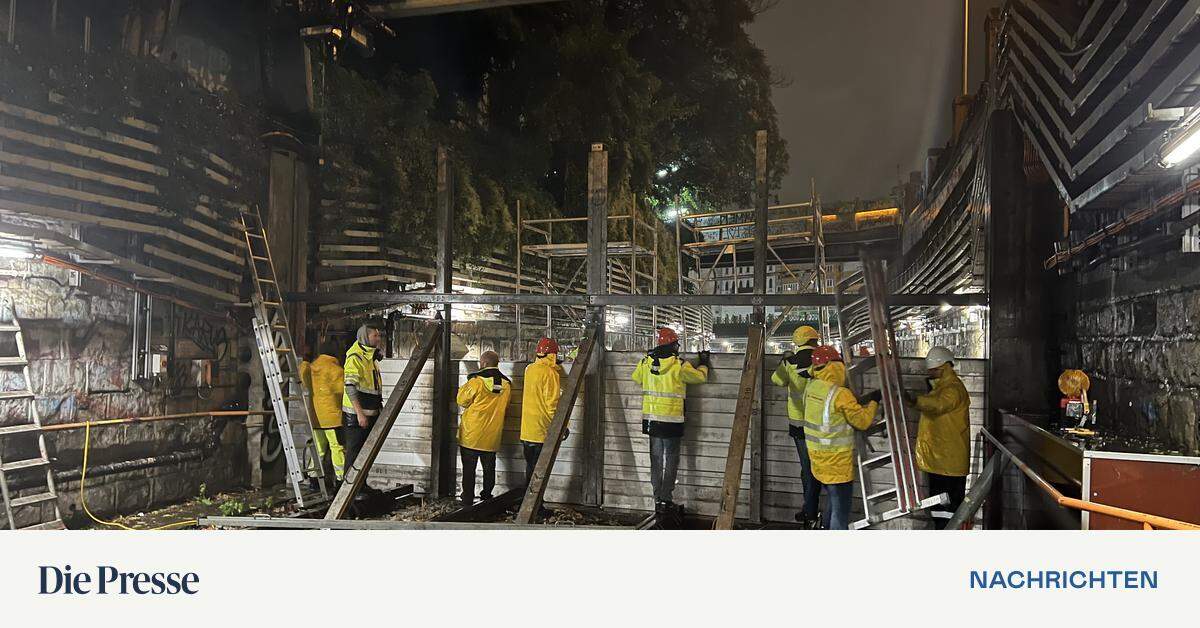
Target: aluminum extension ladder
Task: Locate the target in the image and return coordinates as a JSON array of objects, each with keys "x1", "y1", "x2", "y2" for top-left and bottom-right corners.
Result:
[
  {"x1": 238, "y1": 206, "x2": 327, "y2": 507},
  {"x1": 0, "y1": 299, "x2": 64, "y2": 529},
  {"x1": 833, "y1": 256, "x2": 947, "y2": 529}
]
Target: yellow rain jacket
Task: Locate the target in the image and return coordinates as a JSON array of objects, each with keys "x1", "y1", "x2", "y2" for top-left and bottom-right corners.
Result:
[
  {"x1": 342, "y1": 341, "x2": 382, "y2": 416},
  {"x1": 520, "y1": 354, "x2": 565, "y2": 443},
  {"x1": 301, "y1": 354, "x2": 345, "y2": 429},
  {"x1": 802, "y1": 361, "x2": 878, "y2": 485},
  {"x1": 457, "y1": 368, "x2": 512, "y2": 452},
  {"x1": 771, "y1": 345, "x2": 815, "y2": 425},
  {"x1": 914, "y1": 364, "x2": 971, "y2": 477},
  {"x1": 631, "y1": 353, "x2": 708, "y2": 423}
]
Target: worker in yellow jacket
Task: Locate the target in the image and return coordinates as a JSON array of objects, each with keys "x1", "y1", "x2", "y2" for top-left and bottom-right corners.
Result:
[
  {"x1": 342, "y1": 322, "x2": 384, "y2": 482},
  {"x1": 802, "y1": 345, "x2": 881, "y2": 529},
  {"x1": 520, "y1": 337, "x2": 566, "y2": 486},
  {"x1": 910, "y1": 346, "x2": 971, "y2": 528},
  {"x1": 770, "y1": 325, "x2": 822, "y2": 527},
  {"x1": 631, "y1": 327, "x2": 709, "y2": 512},
  {"x1": 299, "y1": 341, "x2": 346, "y2": 491},
  {"x1": 456, "y1": 350, "x2": 511, "y2": 505}
]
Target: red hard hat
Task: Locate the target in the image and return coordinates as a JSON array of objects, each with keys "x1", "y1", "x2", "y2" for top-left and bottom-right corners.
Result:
[
  {"x1": 655, "y1": 327, "x2": 680, "y2": 347},
  {"x1": 536, "y1": 337, "x2": 559, "y2": 355},
  {"x1": 810, "y1": 345, "x2": 843, "y2": 367}
]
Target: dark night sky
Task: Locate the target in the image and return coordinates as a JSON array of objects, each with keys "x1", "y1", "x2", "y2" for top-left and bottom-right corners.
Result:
[{"x1": 749, "y1": 0, "x2": 1005, "y2": 203}]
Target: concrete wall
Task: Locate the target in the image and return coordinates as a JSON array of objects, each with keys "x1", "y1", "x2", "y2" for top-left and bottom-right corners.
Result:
[{"x1": 367, "y1": 349, "x2": 988, "y2": 525}]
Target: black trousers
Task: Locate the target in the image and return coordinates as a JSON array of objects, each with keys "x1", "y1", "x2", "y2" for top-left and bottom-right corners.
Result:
[
  {"x1": 928, "y1": 472, "x2": 967, "y2": 529},
  {"x1": 460, "y1": 447, "x2": 496, "y2": 502},
  {"x1": 341, "y1": 413, "x2": 375, "y2": 483},
  {"x1": 521, "y1": 441, "x2": 543, "y2": 487}
]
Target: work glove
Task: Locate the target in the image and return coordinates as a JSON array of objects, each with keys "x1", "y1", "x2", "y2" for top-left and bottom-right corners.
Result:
[
  {"x1": 697, "y1": 351, "x2": 712, "y2": 369},
  {"x1": 782, "y1": 350, "x2": 795, "y2": 360},
  {"x1": 863, "y1": 389, "x2": 883, "y2": 404},
  {"x1": 901, "y1": 390, "x2": 918, "y2": 405}
]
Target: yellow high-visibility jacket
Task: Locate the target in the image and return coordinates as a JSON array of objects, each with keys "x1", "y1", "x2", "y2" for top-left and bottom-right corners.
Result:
[
  {"x1": 771, "y1": 345, "x2": 815, "y2": 424},
  {"x1": 915, "y1": 365, "x2": 971, "y2": 477},
  {"x1": 631, "y1": 354, "x2": 708, "y2": 423},
  {"x1": 802, "y1": 361, "x2": 878, "y2": 485},
  {"x1": 302, "y1": 354, "x2": 345, "y2": 429},
  {"x1": 520, "y1": 354, "x2": 565, "y2": 443},
  {"x1": 342, "y1": 341, "x2": 382, "y2": 416},
  {"x1": 457, "y1": 368, "x2": 512, "y2": 453}
]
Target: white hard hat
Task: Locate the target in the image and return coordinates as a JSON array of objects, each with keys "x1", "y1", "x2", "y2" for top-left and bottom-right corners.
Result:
[{"x1": 925, "y1": 346, "x2": 954, "y2": 370}]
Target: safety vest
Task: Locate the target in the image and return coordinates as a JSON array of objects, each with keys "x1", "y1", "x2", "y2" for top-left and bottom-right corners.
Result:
[
  {"x1": 631, "y1": 354, "x2": 708, "y2": 424},
  {"x1": 457, "y1": 368, "x2": 512, "y2": 453},
  {"x1": 771, "y1": 346, "x2": 814, "y2": 424},
  {"x1": 803, "y1": 378, "x2": 856, "y2": 454},
  {"x1": 342, "y1": 341, "x2": 382, "y2": 416}
]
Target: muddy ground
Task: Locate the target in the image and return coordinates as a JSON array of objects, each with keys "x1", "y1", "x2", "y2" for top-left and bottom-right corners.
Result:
[{"x1": 79, "y1": 487, "x2": 643, "y2": 529}]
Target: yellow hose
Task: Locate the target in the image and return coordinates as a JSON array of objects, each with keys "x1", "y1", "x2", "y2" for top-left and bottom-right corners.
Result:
[{"x1": 79, "y1": 421, "x2": 197, "y2": 530}]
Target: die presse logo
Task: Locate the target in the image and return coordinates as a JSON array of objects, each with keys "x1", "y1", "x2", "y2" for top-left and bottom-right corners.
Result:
[{"x1": 39, "y1": 564, "x2": 199, "y2": 595}]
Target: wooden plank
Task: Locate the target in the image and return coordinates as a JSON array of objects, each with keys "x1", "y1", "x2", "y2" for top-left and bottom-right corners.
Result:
[
  {"x1": 0, "y1": 221, "x2": 237, "y2": 302},
  {"x1": 0, "y1": 150, "x2": 158, "y2": 194},
  {"x1": 432, "y1": 487, "x2": 523, "y2": 522},
  {"x1": 143, "y1": 243, "x2": 240, "y2": 281},
  {"x1": 0, "y1": 198, "x2": 243, "y2": 265},
  {"x1": 0, "y1": 126, "x2": 167, "y2": 176},
  {"x1": 325, "y1": 320, "x2": 443, "y2": 519},
  {"x1": 516, "y1": 325, "x2": 597, "y2": 523},
  {"x1": 0, "y1": 173, "x2": 160, "y2": 214},
  {"x1": 714, "y1": 324, "x2": 764, "y2": 530},
  {"x1": 0, "y1": 100, "x2": 160, "y2": 154}
]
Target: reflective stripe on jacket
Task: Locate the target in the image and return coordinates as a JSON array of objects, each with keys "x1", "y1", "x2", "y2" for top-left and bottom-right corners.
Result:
[
  {"x1": 303, "y1": 354, "x2": 345, "y2": 429},
  {"x1": 457, "y1": 369, "x2": 512, "y2": 453},
  {"x1": 342, "y1": 341, "x2": 382, "y2": 415},
  {"x1": 915, "y1": 365, "x2": 971, "y2": 477},
  {"x1": 631, "y1": 354, "x2": 708, "y2": 424},
  {"x1": 770, "y1": 346, "x2": 815, "y2": 423},
  {"x1": 802, "y1": 361, "x2": 878, "y2": 484},
  {"x1": 520, "y1": 354, "x2": 564, "y2": 443}
]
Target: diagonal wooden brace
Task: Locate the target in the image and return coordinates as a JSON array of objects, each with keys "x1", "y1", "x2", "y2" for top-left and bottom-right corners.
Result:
[
  {"x1": 324, "y1": 319, "x2": 442, "y2": 520},
  {"x1": 516, "y1": 325, "x2": 597, "y2": 523},
  {"x1": 714, "y1": 324, "x2": 765, "y2": 530}
]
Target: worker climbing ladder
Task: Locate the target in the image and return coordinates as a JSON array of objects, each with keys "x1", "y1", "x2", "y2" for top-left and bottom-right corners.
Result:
[
  {"x1": 833, "y1": 256, "x2": 947, "y2": 529},
  {"x1": 0, "y1": 299, "x2": 63, "y2": 529},
  {"x1": 238, "y1": 205, "x2": 327, "y2": 508}
]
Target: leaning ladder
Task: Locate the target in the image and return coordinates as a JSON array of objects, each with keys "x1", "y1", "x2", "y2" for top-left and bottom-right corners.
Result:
[
  {"x1": 0, "y1": 300, "x2": 64, "y2": 529},
  {"x1": 238, "y1": 206, "x2": 327, "y2": 507},
  {"x1": 839, "y1": 256, "x2": 946, "y2": 529}
]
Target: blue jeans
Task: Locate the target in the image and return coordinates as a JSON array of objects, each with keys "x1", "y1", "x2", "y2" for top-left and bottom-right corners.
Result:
[
  {"x1": 649, "y1": 436, "x2": 681, "y2": 503},
  {"x1": 791, "y1": 433, "x2": 823, "y2": 520},
  {"x1": 822, "y1": 482, "x2": 854, "y2": 530}
]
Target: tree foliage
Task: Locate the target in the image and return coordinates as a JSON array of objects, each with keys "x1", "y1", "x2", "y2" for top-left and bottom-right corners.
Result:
[{"x1": 322, "y1": 0, "x2": 787, "y2": 275}]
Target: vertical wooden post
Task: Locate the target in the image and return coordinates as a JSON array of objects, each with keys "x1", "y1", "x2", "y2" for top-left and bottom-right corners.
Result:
[
  {"x1": 750, "y1": 130, "x2": 769, "y2": 524},
  {"x1": 583, "y1": 143, "x2": 608, "y2": 506},
  {"x1": 515, "y1": 199, "x2": 523, "y2": 356},
  {"x1": 431, "y1": 146, "x2": 456, "y2": 497}
]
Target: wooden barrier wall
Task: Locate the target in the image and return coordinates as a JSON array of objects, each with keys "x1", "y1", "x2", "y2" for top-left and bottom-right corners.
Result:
[{"x1": 364, "y1": 351, "x2": 987, "y2": 525}]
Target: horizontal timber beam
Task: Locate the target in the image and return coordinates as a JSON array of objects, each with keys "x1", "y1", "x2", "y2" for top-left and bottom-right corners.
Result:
[
  {"x1": 201, "y1": 516, "x2": 614, "y2": 530},
  {"x1": 286, "y1": 292, "x2": 988, "y2": 308},
  {"x1": 367, "y1": 0, "x2": 564, "y2": 18}
]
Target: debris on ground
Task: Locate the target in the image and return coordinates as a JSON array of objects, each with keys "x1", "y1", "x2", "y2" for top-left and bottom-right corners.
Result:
[
  {"x1": 83, "y1": 486, "x2": 295, "y2": 530},
  {"x1": 389, "y1": 496, "x2": 462, "y2": 522}
]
